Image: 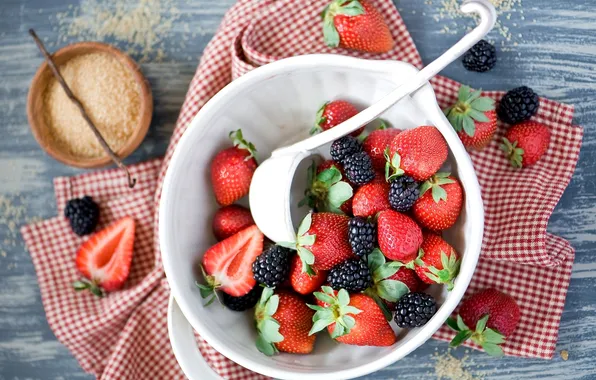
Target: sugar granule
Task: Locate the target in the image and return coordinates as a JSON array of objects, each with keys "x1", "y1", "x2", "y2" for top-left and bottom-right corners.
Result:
[{"x1": 433, "y1": 349, "x2": 491, "y2": 380}]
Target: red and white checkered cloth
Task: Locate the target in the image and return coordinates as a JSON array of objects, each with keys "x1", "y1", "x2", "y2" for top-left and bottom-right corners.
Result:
[{"x1": 22, "y1": 0, "x2": 583, "y2": 378}]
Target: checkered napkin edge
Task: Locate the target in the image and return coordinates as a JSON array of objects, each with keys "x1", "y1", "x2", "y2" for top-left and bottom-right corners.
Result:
[{"x1": 20, "y1": 0, "x2": 583, "y2": 379}]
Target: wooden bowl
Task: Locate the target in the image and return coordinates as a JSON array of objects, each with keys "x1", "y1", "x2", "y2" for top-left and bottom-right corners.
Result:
[{"x1": 26, "y1": 42, "x2": 153, "y2": 168}]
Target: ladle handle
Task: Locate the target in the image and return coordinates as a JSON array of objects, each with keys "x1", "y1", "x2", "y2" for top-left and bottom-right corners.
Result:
[{"x1": 273, "y1": 0, "x2": 496, "y2": 156}]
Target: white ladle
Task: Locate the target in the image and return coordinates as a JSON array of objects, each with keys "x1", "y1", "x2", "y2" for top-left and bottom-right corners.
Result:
[{"x1": 249, "y1": 0, "x2": 496, "y2": 243}]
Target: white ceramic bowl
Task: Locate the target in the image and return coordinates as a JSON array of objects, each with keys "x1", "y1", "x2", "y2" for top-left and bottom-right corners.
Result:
[{"x1": 160, "y1": 54, "x2": 484, "y2": 380}]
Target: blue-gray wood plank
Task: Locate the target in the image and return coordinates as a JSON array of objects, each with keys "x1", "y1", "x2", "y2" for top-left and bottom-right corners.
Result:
[{"x1": 0, "y1": 0, "x2": 594, "y2": 379}]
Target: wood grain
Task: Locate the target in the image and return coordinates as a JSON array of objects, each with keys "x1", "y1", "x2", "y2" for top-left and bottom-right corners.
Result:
[{"x1": 0, "y1": 0, "x2": 595, "y2": 379}]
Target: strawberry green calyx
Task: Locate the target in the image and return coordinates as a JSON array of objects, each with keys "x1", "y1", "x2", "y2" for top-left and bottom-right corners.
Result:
[
  {"x1": 364, "y1": 249, "x2": 409, "y2": 320},
  {"x1": 322, "y1": 0, "x2": 365, "y2": 48},
  {"x1": 308, "y1": 286, "x2": 362, "y2": 338},
  {"x1": 311, "y1": 102, "x2": 329, "y2": 135},
  {"x1": 229, "y1": 129, "x2": 257, "y2": 161},
  {"x1": 500, "y1": 137, "x2": 524, "y2": 168},
  {"x1": 384, "y1": 148, "x2": 405, "y2": 181},
  {"x1": 419, "y1": 172, "x2": 455, "y2": 203},
  {"x1": 279, "y1": 213, "x2": 316, "y2": 276},
  {"x1": 255, "y1": 287, "x2": 284, "y2": 356},
  {"x1": 73, "y1": 278, "x2": 103, "y2": 297},
  {"x1": 196, "y1": 265, "x2": 221, "y2": 307},
  {"x1": 444, "y1": 85, "x2": 495, "y2": 137},
  {"x1": 299, "y1": 161, "x2": 353, "y2": 214},
  {"x1": 418, "y1": 248, "x2": 460, "y2": 291},
  {"x1": 446, "y1": 314, "x2": 506, "y2": 357}
]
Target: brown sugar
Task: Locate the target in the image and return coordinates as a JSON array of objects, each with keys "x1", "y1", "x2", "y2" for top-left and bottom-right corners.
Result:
[{"x1": 43, "y1": 52, "x2": 141, "y2": 158}]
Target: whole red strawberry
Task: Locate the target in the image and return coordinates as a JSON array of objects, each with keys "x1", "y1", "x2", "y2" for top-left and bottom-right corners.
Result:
[
  {"x1": 444, "y1": 86, "x2": 497, "y2": 150},
  {"x1": 501, "y1": 121, "x2": 550, "y2": 168},
  {"x1": 284, "y1": 212, "x2": 355, "y2": 273},
  {"x1": 386, "y1": 126, "x2": 448, "y2": 182},
  {"x1": 289, "y1": 255, "x2": 327, "y2": 295},
  {"x1": 377, "y1": 210, "x2": 422, "y2": 262},
  {"x1": 412, "y1": 172, "x2": 463, "y2": 231},
  {"x1": 212, "y1": 204, "x2": 254, "y2": 241},
  {"x1": 322, "y1": 0, "x2": 394, "y2": 54},
  {"x1": 255, "y1": 288, "x2": 316, "y2": 355},
  {"x1": 362, "y1": 125, "x2": 401, "y2": 171},
  {"x1": 447, "y1": 288, "x2": 520, "y2": 357},
  {"x1": 199, "y1": 225, "x2": 263, "y2": 301},
  {"x1": 312, "y1": 100, "x2": 363, "y2": 137},
  {"x1": 210, "y1": 130, "x2": 258, "y2": 206},
  {"x1": 352, "y1": 180, "x2": 390, "y2": 218},
  {"x1": 300, "y1": 161, "x2": 353, "y2": 215},
  {"x1": 415, "y1": 232, "x2": 460, "y2": 290},
  {"x1": 73, "y1": 217, "x2": 135, "y2": 297}
]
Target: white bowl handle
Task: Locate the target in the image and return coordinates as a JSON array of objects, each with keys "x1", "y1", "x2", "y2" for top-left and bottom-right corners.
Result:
[
  {"x1": 168, "y1": 296, "x2": 223, "y2": 380},
  {"x1": 273, "y1": 0, "x2": 497, "y2": 156}
]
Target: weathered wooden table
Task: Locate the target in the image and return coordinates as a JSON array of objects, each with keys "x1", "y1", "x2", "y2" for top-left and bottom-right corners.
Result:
[{"x1": 1, "y1": 0, "x2": 594, "y2": 378}]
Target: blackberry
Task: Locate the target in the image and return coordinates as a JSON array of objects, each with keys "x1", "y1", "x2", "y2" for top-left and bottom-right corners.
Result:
[
  {"x1": 348, "y1": 217, "x2": 376, "y2": 257},
  {"x1": 342, "y1": 151, "x2": 375, "y2": 185},
  {"x1": 389, "y1": 175, "x2": 420, "y2": 212},
  {"x1": 330, "y1": 136, "x2": 362, "y2": 163},
  {"x1": 394, "y1": 292, "x2": 437, "y2": 328},
  {"x1": 462, "y1": 40, "x2": 497, "y2": 72},
  {"x1": 223, "y1": 286, "x2": 263, "y2": 311},
  {"x1": 327, "y1": 259, "x2": 372, "y2": 292},
  {"x1": 252, "y1": 246, "x2": 291, "y2": 287},
  {"x1": 64, "y1": 195, "x2": 100, "y2": 236},
  {"x1": 497, "y1": 86, "x2": 540, "y2": 124}
]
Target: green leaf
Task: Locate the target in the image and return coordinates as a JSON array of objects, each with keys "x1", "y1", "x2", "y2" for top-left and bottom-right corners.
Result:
[
  {"x1": 340, "y1": 305, "x2": 362, "y2": 315},
  {"x1": 446, "y1": 317, "x2": 460, "y2": 331},
  {"x1": 256, "y1": 335, "x2": 278, "y2": 356},
  {"x1": 337, "y1": 289, "x2": 350, "y2": 306},
  {"x1": 367, "y1": 248, "x2": 386, "y2": 273},
  {"x1": 475, "y1": 314, "x2": 489, "y2": 333},
  {"x1": 343, "y1": 315, "x2": 356, "y2": 330},
  {"x1": 307, "y1": 304, "x2": 325, "y2": 312},
  {"x1": 73, "y1": 280, "x2": 90, "y2": 291},
  {"x1": 336, "y1": 0, "x2": 365, "y2": 16},
  {"x1": 310, "y1": 318, "x2": 333, "y2": 335},
  {"x1": 458, "y1": 85, "x2": 471, "y2": 100},
  {"x1": 467, "y1": 88, "x2": 482, "y2": 103},
  {"x1": 373, "y1": 263, "x2": 399, "y2": 282},
  {"x1": 468, "y1": 109, "x2": 490, "y2": 122},
  {"x1": 297, "y1": 247, "x2": 315, "y2": 265},
  {"x1": 484, "y1": 328, "x2": 506, "y2": 344},
  {"x1": 322, "y1": 285, "x2": 334, "y2": 294},
  {"x1": 377, "y1": 279, "x2": 409, "y2": 303},
  {"x1": 482, "y1": 343, "x2": 505, "y2": 357},
  {"x1": 278, "y1": 241, "x2": 297, "y2": 249},
  {"x1": 323, "y1": 18, "x2": 340, "y2": 47},
  {"x1": 297, "y1": 213, "x2": 313, "y2": 236},
  {"x1": 431, "y1": 184, "x2": 448, "y2": 203},
  {"x1": 450, "y1": 330, "x2": 473, "y2": 347},
  {"x1": 312, "y1": 309, "x2": 334, "y2": 322},
  {"x1": 89, "y1": 286, "x2": 104, "y2": 297},
  {"x1": 314, "y1": 292, "x2": 335, "y2": 305},
  {"x1": 471, "y1": 97, "x2": 495, "y2": 112},
  {"x1": 377, "y1": 119, "x2": 388, "y2": 130},
  {"x1": 462, "y1": 115, "x2": 476, "y2": 137},
  {"x1": 317, "y1": 166, "x2": 341, "y2": 185},
  {"x1": 328, "y1": 182, "x2": 353, "y2": 208},
  {"x1": 419, "y1": 181, "x2": 433, "y2": 197},
  {"x1": 265, "y1": 295, "x2": 279, "y2": 316},
  {"x1": 457, "y1": 315, "x2": 469, "y2": 331},
  {"x1": 331, "y1": 322, "x2": 345, "y2": 339},
  {"x1": 260, "y1": 318, "x2": 284, "y2": 343},
  {"x1": 298, "y1": 235, "x2": 316, "y2": 247}
]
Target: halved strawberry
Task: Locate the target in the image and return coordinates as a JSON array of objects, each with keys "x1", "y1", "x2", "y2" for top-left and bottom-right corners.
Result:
[
  {"x1": 73, "y1": 217, "x2": 136, "y2": 297},
  {"x1": 198, "y1": 225, "x2": 264, "y2": 303}
]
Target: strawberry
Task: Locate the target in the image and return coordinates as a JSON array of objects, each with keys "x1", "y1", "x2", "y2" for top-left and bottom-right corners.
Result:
[
  {"x1": 322, "y1": 0, "x2": 394, "y2": 54},
  {"x1": 311, "y1": 100, "x2": 363, "y2": 137},
  {"x1": 362, "y1": 124, "x2": 401, "y2": 171},
  {"x1": 282, "y1": 212, "x2": 355, "y2": 273},
  {"x1": 210, "y1": 129, "x2": 258, "y2": 206},
  {"x1": 414, "y1": 232, "x2": 460, "y2": 290},
  {"x1": 299, "y1": 161, "x2": 353, "y2": 215},
  {"x1": 501, "y1": 121, "x2": 550, "y2": 168},
  {"x1": 386, "y1": 125, "x2": 448, "y2": 182},
  {"x1": 309, "y1": 287, "x2": 396, "y2": 346},
  {"x1": 73, "y1": 217, "x2": 135, "y2": 297},
  {"x1": 412, "y1": 172, "x2": 463, "y2": 231},
  {"x1": 289, "y1": 255, "x2": 327, "y2": 295},
  {"x1": 377, "y1": 210, "x2": 422, "y2": 262},
  {"x1": 352, "y1": 180, "x2": 390, "y2": 218},
  {"x1": 212, "y1": 204, "x2": 254, "y2": 241},
  {"x1": 255, "y1": 288, "x2": 316, "y2": 355},
  {"x1": 447, "y1": 288, "x2": 521, "y2": 357},
  {"x1": 444, "y1": 85, "x2": 497, "y2": 150},
  {"x1": 198, "y1": 225, "x2": 263, "y2": 302},
  {"x1": 363, "y1": 249, "x2": 413, "y2": 320}
]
